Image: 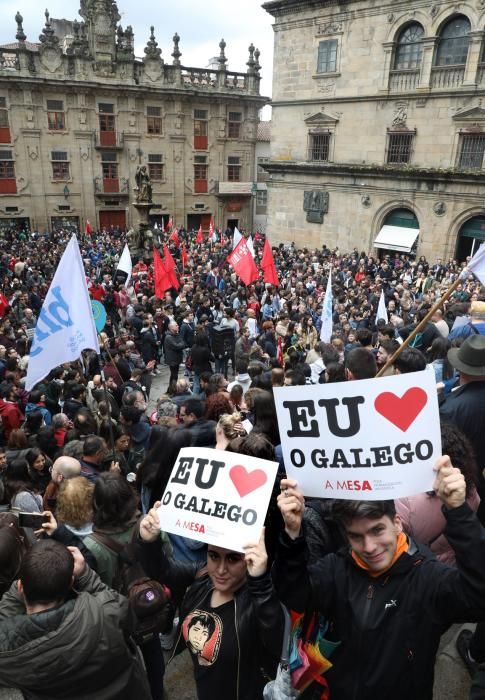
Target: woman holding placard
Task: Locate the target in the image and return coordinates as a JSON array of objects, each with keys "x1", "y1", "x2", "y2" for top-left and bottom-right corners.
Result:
[{"x1": 137, "y1": 508, "x2": 284, "y2": 700}]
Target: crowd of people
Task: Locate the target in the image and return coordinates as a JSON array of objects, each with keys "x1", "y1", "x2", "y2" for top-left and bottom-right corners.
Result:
[{"x1": 1, "y1": 224, "x2": 485, "y2": 699}]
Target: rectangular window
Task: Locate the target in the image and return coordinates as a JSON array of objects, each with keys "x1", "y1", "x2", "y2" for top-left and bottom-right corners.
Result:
[
  {"x1": 317, "y1": 39, "x2": 338, "y2": 73},
  {"x1": 102, "y1": 162, "x2": 118, "y2": 179},
  {"x1": 51, "y1": 150, "x2": 70, "y2": 180},
  {"x1": 47, "y1": 99, "x2": 65, "y2": 131},
  {"x1": 459, "y1": 133, "x2": 485, "y2": 170},
  {"x1": 257, "y1": 157, "x2": 269, "y2": 181},
  {"x1": 256, "y1": 189, "x2": 268, "y2": 214},
  {"x1": 194, "y1": 155, "x2": 208, "y2": 193},
  {"x1": 228, "y1": 111, "x2": 242, "y2": 139},
  {"x1": 98, "y1": 103, "x2": 114, "y2": 114},
  {"x1": 0, "y1": 97, "x2": 10, "y2": 144},
  {"x1": 194, "y1": 110, "x2": 208, "y2": 150},
  {"x1": 387, "y1": 132, "x2": 414, "y2": 164},
  {"x1": 101, "y1": 152, "x2": 117, "y2": 162},
  {"x1": 147, "y1": 106, "x2": 162, "y2": 134},
  {"x1": 227, "y1": 156, "x2": 241, "y2": 182},
  {"x1": 0, "y1": 149, "x2": 15, "y2": 192},
  {"x1": 148, "y1": 154, "x2": 164, "y2": 180},
  {"x1": 308, "y1": 133, "x2": 330, "y2": 162}
]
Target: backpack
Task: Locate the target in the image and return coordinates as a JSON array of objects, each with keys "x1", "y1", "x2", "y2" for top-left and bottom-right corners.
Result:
[{"x1": 90, "y1": 526, "x2": 174, "y2": 645}]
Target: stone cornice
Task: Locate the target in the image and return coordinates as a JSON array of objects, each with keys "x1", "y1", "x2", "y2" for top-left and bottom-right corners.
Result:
[
  {"x1": 264, "y1": 160, "x2": 485, "y2": 185},
  {"x1": 263, "y1": 0, "x2": 355, "y2": 17}
]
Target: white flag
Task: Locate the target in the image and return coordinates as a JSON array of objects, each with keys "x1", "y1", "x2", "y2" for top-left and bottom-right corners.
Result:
[
  {"x1": 247, "y1": 235, "x2": 255, "y2": 258},
  {"x1": 467, "y1": 243, "x2": 485, "y2": 286},
  {"x1": 116, "y1": 243, "x2": 132, "y2": 287},
  {"x1": 25, "y1": 235, "x2": 100, "y2": 392},
  {"x1": 320, "y1": 271, "x2": 333, "y2": 342},
  {"x1": 232, "y1": 226, "x2": 243, "y2": 250},
  {"x1": 376, "y1": 290, "x2": 388, "y2": 324}
]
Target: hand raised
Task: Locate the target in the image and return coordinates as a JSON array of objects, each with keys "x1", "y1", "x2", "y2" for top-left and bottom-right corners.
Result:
[{"x1": 277, "y1": 478, "x2": 305, "y2": 540}]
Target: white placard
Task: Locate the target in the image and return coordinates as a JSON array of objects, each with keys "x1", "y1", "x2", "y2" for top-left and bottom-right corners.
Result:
[
  {"x1": 157, "y1": 447, "x2": 279, "y2": 552},
  {"x1": 274, "y1": 368, "x2": 441, "y2": 500}
]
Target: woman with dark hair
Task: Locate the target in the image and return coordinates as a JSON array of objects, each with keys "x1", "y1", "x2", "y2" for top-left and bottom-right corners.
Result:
[
  {"x1": 25, "y1": 447, "x2": 51, "y2": 495},
  {"x1": 252, "y1": 391, "x2": 280, "y2": 446},
  {"x1": 0, "y1": 513, "x2": 29, "y2": 597},
  {"x1": 6, "y1": 458, "x2": 42, "y2": 513},
  {"x1": 427, "y1": 336, "x2": 455, "y2": 384},
  {"x1": 396, "y1": 422, "x2": 479, "y2": 565}
]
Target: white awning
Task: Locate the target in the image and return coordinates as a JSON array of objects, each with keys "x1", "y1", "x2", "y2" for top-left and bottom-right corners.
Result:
[{"x1": 374, "y1": 225, "x2": 419, "y2": 253}]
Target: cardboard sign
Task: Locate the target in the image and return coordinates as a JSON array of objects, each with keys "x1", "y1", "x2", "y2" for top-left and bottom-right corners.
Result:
[
  {"x1": 274, "y1": 368, "x2": 441, "y2": 500},
  {"x1": 157, "y1": 447, "x2": 279, "y2": 552}
]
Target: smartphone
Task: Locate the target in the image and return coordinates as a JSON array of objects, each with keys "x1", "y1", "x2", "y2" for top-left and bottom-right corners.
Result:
[
  {"x1": 18, "y1": 512, "x2": 49, "y2": 529},
  {"x1": 46, "y1": 498, "x2": 57, "y2": 510}
]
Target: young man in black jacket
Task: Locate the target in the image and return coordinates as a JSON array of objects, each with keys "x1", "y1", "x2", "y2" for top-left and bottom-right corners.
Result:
[{"x1": 275, "y1": 456, "x2": 485, "y2": 700}]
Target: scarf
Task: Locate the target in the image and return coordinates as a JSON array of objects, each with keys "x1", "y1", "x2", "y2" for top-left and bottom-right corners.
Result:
[{"x1": 351, "y1": 531, "x2": 409, "y2": 578}]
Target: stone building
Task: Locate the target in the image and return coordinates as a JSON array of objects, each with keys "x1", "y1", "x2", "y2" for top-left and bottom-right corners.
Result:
[
  {"x1": 253, "y1": 119, "x2": 271, "y2": 233},
  {"x1": 0, "y1": 1, "x2": 267, "y2": 234},
  {"x1": 263, "y1": 0, "x2": 485, "y2": 260}
]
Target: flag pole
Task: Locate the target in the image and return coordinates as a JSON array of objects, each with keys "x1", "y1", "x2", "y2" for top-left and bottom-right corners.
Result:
[
  {"x1": 97, "y1": 335, "x2": 117, "y2": 457},
  {"x1": 376, "y1": 274, "x2": 465, "y2": 377}
]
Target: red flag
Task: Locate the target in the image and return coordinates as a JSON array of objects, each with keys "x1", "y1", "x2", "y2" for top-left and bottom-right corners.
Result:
[
  {"x1": 277, "y1": 336, "x2": 284, "y2": 367},
  {"x1": 181, "y1": 242, "x2": 188, "y2": 268},
  {"x1": 0, "y1": 293, "x2": 9, "y2": 319},
  {"x1": 165, "y1": 216, "x2": 173, "y2": 232},
  {"x1": 226, "y1": 238, "x2": 259, "y2": 286},
  {"x1": 208, "y1": 218, "x2": 215, "y2": 239},
  {"x1": 85, "y1": 220, "x2": 92, "y2": 235},
  {"x1": 162, "y1": 244, "x2": 180, "y2": 290},
  {"x1": 220, "y1": 230, "x2": 224, "y2": 247},
  {"x1": 169, "y1": 228, "x2": 180, "y2": 247},
  {"x1": 153, "y1": 247, "x2": 171, "y2": 297},
  {"x1": 196, "y1": 225, "x2": 204, "y2": 244},
  {"x1": 261, "y1": 239, "x2": 280, "y2": 287}
]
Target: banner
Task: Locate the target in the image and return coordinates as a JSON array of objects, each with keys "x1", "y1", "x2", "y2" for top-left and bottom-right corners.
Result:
[
  {"x1": 157, "y1": 447, "x2": 279, "y2": 551},
  {"x1": 116, "y1": 243, "x2": 132, "y2": 287},
  {"x1": 25, "y1": 235, "x2": 99, "y2": 391},
  {"x1": 376, "y1": 290, "x2": 388, "y2": 324},
  {"x1": 273, "y1": 368, "x2": 441, "y2": 500},
  {"x1": 320, "y1": 271, "x2": 333, "y2": 342}
]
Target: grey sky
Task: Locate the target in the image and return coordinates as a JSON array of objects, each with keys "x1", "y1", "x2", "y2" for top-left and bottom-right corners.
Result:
[{"x1": 0, "y1": 0, "x2": 274, "y2": 101}]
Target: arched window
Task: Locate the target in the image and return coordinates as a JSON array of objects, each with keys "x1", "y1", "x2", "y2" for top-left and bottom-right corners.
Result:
[
  {"x1": 394, "y1": 23, "x2": 424, "y2": 70},
  {"x1": 435, "y1": 15, "x2": 471, "y2": 66}
]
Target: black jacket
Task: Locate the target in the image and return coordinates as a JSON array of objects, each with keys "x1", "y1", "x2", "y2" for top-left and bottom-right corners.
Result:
[
  {"x1": 137, "y1": 539, "x2": 284, "y2": 699},
  {"x1": 272, "y1": 504, "x2": 485, "y2": 700},
  {"x1": 164, "y1": 332, "x2": 185, "y2": 366},
  {"x1": 440, "y1": 382, "x2": 485, "y2": 482}
]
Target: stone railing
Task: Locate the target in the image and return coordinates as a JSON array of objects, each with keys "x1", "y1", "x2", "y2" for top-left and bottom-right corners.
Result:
[
  {"x1": 430, "y1": 65, "x2": 465, "y2": 89},
  {"x1": 388, "y1": 69, "x2": 420, "y2": 92},
  {"x1": 180, "y1": 67, "x2": 218, "y2": 87},
  {"x1": 476, "y1": 64, "x2": 485, "y2": 86}
]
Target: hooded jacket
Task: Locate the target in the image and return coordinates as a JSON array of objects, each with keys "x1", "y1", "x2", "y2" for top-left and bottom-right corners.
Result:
[
  {"x1": 0, "y1": 565, "x2": 151, "y2": 700},
  {"x1": 272, "y1": 504, "x2": 485, "y2": 700}
]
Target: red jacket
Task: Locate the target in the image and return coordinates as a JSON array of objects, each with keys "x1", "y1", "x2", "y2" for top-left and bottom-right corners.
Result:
[{"x1": 0, "y1": 399, "x2": 24, "y2": 439}]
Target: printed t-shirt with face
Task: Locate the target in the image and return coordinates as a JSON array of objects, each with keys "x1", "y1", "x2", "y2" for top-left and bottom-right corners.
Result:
[{"x1": 182, "y1": 596, "x2": 237, "y2": 700}]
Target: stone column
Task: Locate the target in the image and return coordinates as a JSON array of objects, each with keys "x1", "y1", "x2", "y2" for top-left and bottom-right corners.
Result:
[
  {"x1": 417, "y1": 37, "x2": 437, "y2": 90},
  {"x1": 463, "y1": 31, "x2": 485, "y2": 86},
  {"x1": 380, "y1": 42, "x2": 394, "y2": 90}
]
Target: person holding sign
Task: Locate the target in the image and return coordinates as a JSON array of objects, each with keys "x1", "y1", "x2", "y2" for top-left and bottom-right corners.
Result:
[
  {"x1": 274, "y1": 457, "x2": 485, "y2": 700},
  {"x1": 137, "y1": 508, "x2": 284, "y2": 700}
]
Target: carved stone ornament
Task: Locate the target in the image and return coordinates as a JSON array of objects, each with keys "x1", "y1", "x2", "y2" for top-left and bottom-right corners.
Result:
[
  {"x1": 303, "y1": 190, "x2": 329, "y2": 224},
  {"x1": 40, "y1": 47, "x2": 62, "y2": 73},
  {"x1": 317, "y1": 21, "x2": 343, "y2": 35},
  {"x1": 318, "y1": 81, "x2": 336, "y2": 95},
  {"x1": 433, "y1": 201, "x2": 447, "y2": 216},
  {"x1": 393, "y1": 101, "x2": 408, "y2": 126},
  {"x1": 361, "y1": 194, "x2": 371, "y2": 207},
  {"x1": 430, "y1": 4, "x2": 439, "y2": 18},
  {"x1": 144, "y1": 26, "x2": 162, "y2": 62},
  {"x1": 79, "y1": 144, "x2": 90, "y2": 160},
  {"x1": 388, "y1": 13, "x2": 395, "y2": 23},
  {"x1": 144, "y1": 60, "x2": 162, "y2": 82}
]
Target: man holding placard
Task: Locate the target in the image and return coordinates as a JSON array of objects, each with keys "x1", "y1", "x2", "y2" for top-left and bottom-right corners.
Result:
[{"x1": 274, "y1": 457, "x2": 485, "y2": 700}]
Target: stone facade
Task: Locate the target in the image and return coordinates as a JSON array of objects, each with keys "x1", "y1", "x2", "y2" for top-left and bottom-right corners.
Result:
[
  {"x1": 0, "y1": 1, "x2": 267, "y2": 234},
  {"x1": 263, "y1": 0, "x2": 485, "y2": 260},
  {"x1": 253, "y1": 119, "x2": 271, "y2": 233}
]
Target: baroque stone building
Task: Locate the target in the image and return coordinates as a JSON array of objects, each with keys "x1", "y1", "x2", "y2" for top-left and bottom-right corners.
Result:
[
  {"x1": 0, "y1": 1, "x2": 267, "y2": 234},
  {"x1": 263, "y1": 0, "x2": 485, "y2": 260}
]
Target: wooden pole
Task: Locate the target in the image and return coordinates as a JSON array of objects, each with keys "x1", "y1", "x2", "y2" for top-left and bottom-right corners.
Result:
[{"x1": 376, "y1": 275, "x2": 464, "y2": 377}]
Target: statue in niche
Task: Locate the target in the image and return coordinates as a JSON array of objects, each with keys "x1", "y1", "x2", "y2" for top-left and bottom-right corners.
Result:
[{"x1": 134, "y1": 165, "x2": 152, "y2": 203}]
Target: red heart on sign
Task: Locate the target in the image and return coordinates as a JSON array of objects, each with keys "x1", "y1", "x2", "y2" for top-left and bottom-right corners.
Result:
[
  {"x1": 374, "y1": 388, "x2": 427, "y2": 432},
  {"x1": 229, "y1": 465, "x2": 267, "y2": 498}
]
